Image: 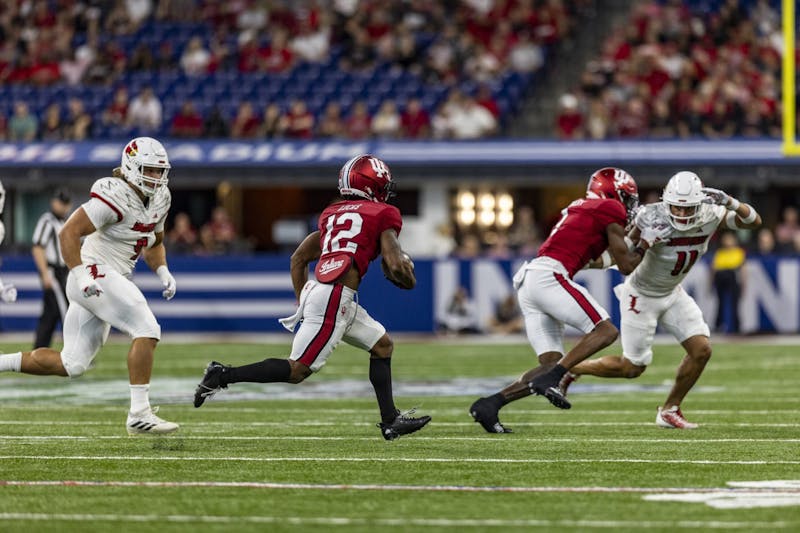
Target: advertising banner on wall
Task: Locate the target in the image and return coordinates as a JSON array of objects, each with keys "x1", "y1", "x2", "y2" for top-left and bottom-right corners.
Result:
[{"x1": 0, "y1": 255, "x2": 794, "y2": 334}]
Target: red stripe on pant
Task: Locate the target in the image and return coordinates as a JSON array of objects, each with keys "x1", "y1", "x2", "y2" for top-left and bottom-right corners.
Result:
[
  {"x1": 553, "y1": 272, "x2": 603, "y2": 324},
  {"x1": 298, "y1": 284, "x2": 344, "y2": 368}
]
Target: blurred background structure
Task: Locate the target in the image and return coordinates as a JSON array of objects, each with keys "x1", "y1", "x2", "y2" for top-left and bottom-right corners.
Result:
[{"x1": 0, "y1": 0, "x2": 794, "y2": 335}]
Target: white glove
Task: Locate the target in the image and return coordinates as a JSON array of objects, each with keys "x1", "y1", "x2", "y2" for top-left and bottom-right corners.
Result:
[
  {"x1": 640, "y1": 222, "x2": 672, "y2": 247},
  {"x1": 701, "y1": 187, "x2": 739, "y2": 209},
  {"x1": 71, "y1": 265, "x2": 102, "y2": 298},
  {"x1": 156, "y1": 265, "x2": 176, "y2": 300},
  {"x1": 0, "y1": 279, "x2": 16, "y2": 303}
]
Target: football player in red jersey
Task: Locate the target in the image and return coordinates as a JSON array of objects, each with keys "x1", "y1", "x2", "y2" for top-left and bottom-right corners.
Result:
[
  {"x1": 194, "y1": 154, "x2": 431, "y2": 440},
  {"x1": 470, "y1": 167, "x2": 670, "y2": 433}
]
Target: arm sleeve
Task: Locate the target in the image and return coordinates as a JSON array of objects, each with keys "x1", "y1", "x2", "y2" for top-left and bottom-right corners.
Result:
[
  {"x1": 83, "y1": 181, "x2": 124, "y2": 229},
  {"x1": 379, "y1": 205, "x2": 403, "y2": 235}
]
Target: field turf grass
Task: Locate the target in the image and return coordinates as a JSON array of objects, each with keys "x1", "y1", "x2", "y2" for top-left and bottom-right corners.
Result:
[{"x1": 0, "y1": 338, "x2": 798, "y2": 532}]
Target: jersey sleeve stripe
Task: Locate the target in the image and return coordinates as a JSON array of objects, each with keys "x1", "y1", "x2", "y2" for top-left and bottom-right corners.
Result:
[
  {"x1": 90, "y1": 192, "x2": 123, "y2": 222},
  {"x1": 554, "y1": 272, "x2": 603, "y2": 324}
]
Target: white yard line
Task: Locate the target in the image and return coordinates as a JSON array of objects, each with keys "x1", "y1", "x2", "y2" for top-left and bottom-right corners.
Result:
[
  {"x1": 3, "y1": 480, "x2": 800, "y2": 494},
  {"x1": 0, "y1": 512, "x2": 791, "y2": 529},
  {"x1": 1, "y1": 420, "x2": 797, "y2": 428},
  {"x1": 1, "y1": 435, "x2": 799, "y2": 444},
  {"x1": 0, "y1": 455, "x2": 798, "y2": 465}
]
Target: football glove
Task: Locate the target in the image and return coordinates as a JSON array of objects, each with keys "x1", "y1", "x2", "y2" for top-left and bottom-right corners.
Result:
[
  {"x1": 156, "y1": 265, "x2": 177, "y2": 300},
  {"x1": 71, "y1": 265, "x2": 102, "y2": 298},
  {"x1": 701, "y1": 187, "x2": 739, "y2": 209},
  {"x1": 0, "y1": 279, "x2": 16, "y2": 303},
  {"x1": 640, "y1": 222, "x2": 672, "y2": 247}
]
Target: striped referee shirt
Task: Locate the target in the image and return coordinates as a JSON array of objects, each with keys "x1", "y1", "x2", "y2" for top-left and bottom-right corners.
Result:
[{"x1": 32, "y1": 211, "x2": 66, "y2": 267}]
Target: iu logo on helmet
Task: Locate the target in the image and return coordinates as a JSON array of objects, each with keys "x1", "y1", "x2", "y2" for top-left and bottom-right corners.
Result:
[{"x1": 368, "y1": 157, "x2": 389, "y2": 178}]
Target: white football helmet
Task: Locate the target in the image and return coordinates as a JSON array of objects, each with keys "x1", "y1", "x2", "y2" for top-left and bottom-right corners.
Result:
[
  {"x1": 120, "y1": 137, "x2": 171, "y2": 197},
  {"x1": 662, "y1": 171, "x2": 705, "y2": 230}
]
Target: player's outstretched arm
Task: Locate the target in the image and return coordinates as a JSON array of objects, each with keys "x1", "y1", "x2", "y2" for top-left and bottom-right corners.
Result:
[
  {"x1": 290, "y1": 230, "x2": 321, "y2": 299},
  {"x1": 606, "y1": 223, "x2": 648, "y2": 275},
  {"x1": 702, "y1": 187, "x2": 762, "y2": 230},
  {"x1": 380, "y1": 229, "x2": 415, "y2": 289}
]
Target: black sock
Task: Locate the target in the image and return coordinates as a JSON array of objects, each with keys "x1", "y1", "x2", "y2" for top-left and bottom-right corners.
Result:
[
  {"x1": 225, "y1": 358, "x2": 291, "y2": 385},
  {"x1": 551, "y1": 364, "x2": 568, "y2": 380},
  {"x1": 487, "y1": 392, "x2": 509, "y2": 408},
  {"x1": 369, "y1": 357, "x2": 398, "y2": 424}
]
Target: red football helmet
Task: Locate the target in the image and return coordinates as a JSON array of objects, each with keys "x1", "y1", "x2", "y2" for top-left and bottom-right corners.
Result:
[
  {"x1": 586, "y1": 167, "x2": 639, "y2": 223},
  {"x1": 338, "y1": 154, "x2": 396, "y2": 203}
]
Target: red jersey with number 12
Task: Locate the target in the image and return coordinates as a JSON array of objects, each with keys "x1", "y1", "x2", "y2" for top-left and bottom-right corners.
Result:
[
  {"x1": 537, "y1": 198, "x2": 626, "y2": 278},
  {"x1": 317, "y1": 200, "x2": 402, "y2": 280}
]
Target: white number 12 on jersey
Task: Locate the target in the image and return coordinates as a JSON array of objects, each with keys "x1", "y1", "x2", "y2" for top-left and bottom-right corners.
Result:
[{"x1": 321, "y1": 213, "x2": 363, "y2": 254}]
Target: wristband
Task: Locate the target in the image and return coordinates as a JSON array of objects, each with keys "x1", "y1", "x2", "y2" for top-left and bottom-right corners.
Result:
[
  {"x1": 633, "y1": 246, "x2": 645, "y2": 258},
  {"x1": 727, "y1": 197, "x2": 741, "y2": 211},
  {"x1": 740, "y1": 205, "x2": 758, "y2": 224}
]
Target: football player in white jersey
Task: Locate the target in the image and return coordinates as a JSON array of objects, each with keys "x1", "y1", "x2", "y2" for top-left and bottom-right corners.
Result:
[
  {"x1": 0, "y1": 179, "x2": 18, "y2": 303},
  {"x1": 561, "y1": 171, "x2": 761, "y2": 428},
  {"x1": 0, "y1": 137, "x2": 179, "y2": 435}
]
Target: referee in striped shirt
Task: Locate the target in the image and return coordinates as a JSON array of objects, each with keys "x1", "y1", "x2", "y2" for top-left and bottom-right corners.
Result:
[{"x1": 32, "y1": 188, "x2": 72, "y2": 348}]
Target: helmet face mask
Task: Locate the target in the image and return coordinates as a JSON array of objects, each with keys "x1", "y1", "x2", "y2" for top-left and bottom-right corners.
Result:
[
  {"x1": 120, "y1": 137, "x2": 171, "y2": 197},
  {"x1": 662, "y1": 171, "x2": 705, "y2": 230},
  {"x1": 586, "y1": 167, "x2": 639, "y2": 225},
  {"x1": 338, "y1": 154, "x2": 395, "y2": 203}
]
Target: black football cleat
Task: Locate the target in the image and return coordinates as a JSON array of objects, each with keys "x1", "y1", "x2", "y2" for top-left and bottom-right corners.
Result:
[
  {"x1": 377, "y1": 409, "x2": 431, "y2": 441},
  {"x1": 469, "y1": 397, "x2": 512, "y2": 433},
  {"x1": 528, "y1": 372, "x2": 572, "y2": 410},
  {"x1": 193, "y1": 361, "x2": 230, "y2": 408}
]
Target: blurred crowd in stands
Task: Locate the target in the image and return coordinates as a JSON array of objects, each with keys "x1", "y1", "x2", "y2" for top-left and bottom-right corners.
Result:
[
  {"x1": 0, "y1": 0, "x2": 583, "y2": 141},
  {"x1": 555, "y1": 0, "x2": 781, "y2": 140}
]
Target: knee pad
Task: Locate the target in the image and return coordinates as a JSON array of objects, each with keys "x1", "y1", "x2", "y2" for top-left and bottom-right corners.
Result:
[{"x1": 61, "y1": 355, "x2": 87, "y2": 378}]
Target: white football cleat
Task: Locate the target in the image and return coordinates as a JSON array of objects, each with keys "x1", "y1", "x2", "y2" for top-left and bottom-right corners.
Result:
[
  {"x1": 126, "y1": 406, "x2": 179, "y2": 435},
  {"x1": 656, "y1": 405, "x2": 698, "y2": 429}
]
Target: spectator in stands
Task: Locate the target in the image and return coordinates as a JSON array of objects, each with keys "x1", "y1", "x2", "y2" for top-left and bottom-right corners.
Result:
[
  {"x1": 487, "y1": 294, "x2": 524, "y2": 335},
  {"x1": 125, "y1": 0, "x2": 154, "y2": 30},
  {"x1": 64, "y1": 97, "x2": 93, "y2": 141},
  {"x1": 555, "y1": 93, "x2": 584, "y2": 140},
  {"x1": 371, "y1": 100, "x2": 401, "y2": 139},
  {"x1": 201, "y1": 206, "x2": 238, "y2": 254},
  {"x1": 454, "y1": 234, "x2": 482, "y2": 259},
  {"x1": 475, "y1": 85, "x2": 500, "y2": 120},
  {"x1": 616, "y1": 96, "x2": 649, "y2": 139},
  {"x1": 230, "y1": 102, "x2": 261, "y2": 139},
  {"x1": 280, "y1": 99, "x2": 315, "y2": 139},
  {"x1": 129, "y1": 43, "x2": 155, "y2": 71},
  {"x1": 259, "y1": 103, "x2": 284, "y2": 139},
  {"x1": 237, "y1": 34, "x2": 260, "y2": 72},
  {"x1": 259, "y1": 28, "x2": 294, "y2": 73},
  {"x1": 170, "y1": 101, "x2": 204, "y2": 138},
  {"x1": 291, "y1": 18, "x2": 330, "y2": 63},
  {"x1": 485, "y1": 233, "x2": 513, "y2": 259},
  {"x1": 450, "y1": 94, "x2": 497, "y2": 140},
  {"x1": 40, "y1": 104, "x2": 65, "y2": 141},
  {"x1": 127, "y1": 86, "x2": 163, "y2": 133},
  {"x1": 344, "y1": 101, "x2": 371, "y2": 140},
  {"x1": 340, "y1": 28, "x2": 376, "y2": 72},
  {"x1": 400, "y1": 98, "x2": 430, "y2": 139},
  {"x1": 508, "y1": 31, "x2": 544, "y2": 73},
  {"x1": 180, "y1": 36, "x2": 211, "y2": 76},
  {"x1": 316, "y1": 102, "x2": 346, "y2": 138},
  {"x1": 8, "y1": 102, "x2": 38, "y2": 142},
  {"x1": 154, "y1": 41, "x2": 177, "y2": 71},
  {"x1": 775, "y1": 206, "x2": 800, "y2": 253},
  {"x1": 0, "y1": 113, "x2": 8, "y2": 141},
  {"x1": 165, "y1": 212, "x2": 198, "y2": 255},
  {"x1": 102, "y1": 86, "x2": 130, "y2": 128},
  {"x1": 508, "y1": 206, "x2": 541, "y2": 254},
  {"x1": 203, "y1": 105, "x2": 229, "y2": 138},
  {"x1": 437, "y1": 287, "x2": 482, "y2": 335},
  {"x1": 648, "y1": 98, "x2": 678, "y2": 139},
  {"x1": 752, "y1": 227, "x2": 776, "y2": 256}
]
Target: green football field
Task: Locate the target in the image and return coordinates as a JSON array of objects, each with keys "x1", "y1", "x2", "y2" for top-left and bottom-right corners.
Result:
[{"x1": 0, "y1": 337, "x2": 798, "y2": 532}]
